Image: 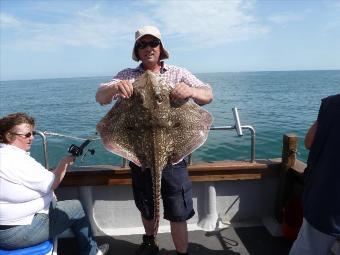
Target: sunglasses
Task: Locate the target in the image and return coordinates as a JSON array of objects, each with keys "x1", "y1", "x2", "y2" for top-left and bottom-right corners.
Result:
[
  {"x1": 135, "y1": 39, "x2": 161, "y2": 49},
  {"x1": 12, "y1": 131, "x2": 34, "y2": 138}
]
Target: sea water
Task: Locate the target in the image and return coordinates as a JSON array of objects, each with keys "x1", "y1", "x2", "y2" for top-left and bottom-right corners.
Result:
[{"x1": 1, "y1": 70, "x2": 339, "y2": 167}]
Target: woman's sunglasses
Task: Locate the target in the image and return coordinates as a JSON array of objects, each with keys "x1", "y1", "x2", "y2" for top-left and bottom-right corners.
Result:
[
  {"x1": 135, "y1": 39, "x2": 161, "y2": 49},
  {"x1": 11, "y1": 132, "x2": 34, "y2": 138}
]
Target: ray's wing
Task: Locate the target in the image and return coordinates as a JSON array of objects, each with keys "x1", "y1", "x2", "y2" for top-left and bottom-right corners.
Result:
[
  {"x1": 96, "y1": 99, "x2": 147, "y2": 166},
  {"x1": 169, "y1": 101, "x2": 213, "y2": 164}
]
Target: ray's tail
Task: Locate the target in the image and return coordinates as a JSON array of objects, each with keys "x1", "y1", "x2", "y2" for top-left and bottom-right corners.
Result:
[{"x1": 152, "y1": 166, "x2": 162, "y2": 237}]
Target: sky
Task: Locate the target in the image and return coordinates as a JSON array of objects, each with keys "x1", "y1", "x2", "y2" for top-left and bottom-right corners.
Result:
[{"x1": 0, "y1": 0, "x2": 340, "y2": 81}]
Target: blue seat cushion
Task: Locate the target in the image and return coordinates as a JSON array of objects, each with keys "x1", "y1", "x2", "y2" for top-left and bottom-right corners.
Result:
[{"x1": 0, "y1": 239, "x2": 53, "y2": 254}]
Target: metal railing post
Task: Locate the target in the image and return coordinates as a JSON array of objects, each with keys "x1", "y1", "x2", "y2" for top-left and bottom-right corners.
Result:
[
  {"x1": 122, "y1": 158, "x2": 128, "y2": 168},
  {"x1": 191, "y1": 107, "x2": 256, "y2": 163},
  {"x1": 242, "y1": 126, "x2": 256, "y2": 162},
  {"x1": 33, "y1": 130, "x2": 49, "y2": 169}
]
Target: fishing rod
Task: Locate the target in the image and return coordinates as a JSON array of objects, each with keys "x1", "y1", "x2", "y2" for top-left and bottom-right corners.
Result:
[{"x1": 43, "y1": 131, "x2": 98, "y2": 158}]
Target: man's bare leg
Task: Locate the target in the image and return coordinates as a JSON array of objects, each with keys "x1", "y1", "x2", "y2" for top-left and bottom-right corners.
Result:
[
  {"x1": 141, "y1": 215, "x2": 154, "y2": 236},
  {"x1": 134, "y1": 215, "x2": 159, "y2": 255},
  {"x1": 141, "y1": 216, "x2": 188, "y2": 253},
  {"x1": 170, "y1": 221, "x2": 188, "y2": 253}
]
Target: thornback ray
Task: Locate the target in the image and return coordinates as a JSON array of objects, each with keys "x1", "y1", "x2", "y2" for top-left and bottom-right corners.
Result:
[{"x1": 96, "y1": 71, "x2": 213, "y2": 236}]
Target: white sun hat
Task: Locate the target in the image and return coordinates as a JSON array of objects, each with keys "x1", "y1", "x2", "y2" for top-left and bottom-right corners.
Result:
[{"x1": 132, "y1": 25, "x2": 170, "y2": 62}]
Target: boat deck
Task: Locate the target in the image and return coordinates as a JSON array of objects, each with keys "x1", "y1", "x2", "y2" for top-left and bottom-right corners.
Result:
[
  {"x1": 58, "y1": 225, "x2": 292, "y2": 255},
  {"x1": 56, "y1": 135, "x2": 302, "y2": 255}
]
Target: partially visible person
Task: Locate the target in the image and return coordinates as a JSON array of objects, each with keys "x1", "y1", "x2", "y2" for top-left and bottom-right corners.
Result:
[
  {"x1": 289, "y1": 94, "x2": 340, "y2": 255},
  {"x1": 0, "y1": 112, "x2": 109, "y2": 255}
]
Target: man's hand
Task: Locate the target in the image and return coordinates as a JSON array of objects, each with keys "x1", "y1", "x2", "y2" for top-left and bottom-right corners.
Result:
[
  {"x1": 115, "y1": 80, "x2": 134, "y2": 99},
  {"x1": 170, "y1": 82, "x2": 193, "y2": 102}
]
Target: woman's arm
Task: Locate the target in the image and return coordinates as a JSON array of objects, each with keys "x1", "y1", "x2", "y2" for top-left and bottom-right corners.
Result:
[{"x1": 51, "y1": 155, "x2": 75, "y2": 190}]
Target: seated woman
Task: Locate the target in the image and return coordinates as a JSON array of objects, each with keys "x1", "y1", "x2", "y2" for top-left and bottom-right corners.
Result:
[{"x1": 0, "y1": 112, "x2": 109, "y2": 255}]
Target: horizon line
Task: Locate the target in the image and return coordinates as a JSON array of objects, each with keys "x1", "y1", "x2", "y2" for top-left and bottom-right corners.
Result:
[{"x1": 1, "y1": 68, "x2": 339, "y2": 82}]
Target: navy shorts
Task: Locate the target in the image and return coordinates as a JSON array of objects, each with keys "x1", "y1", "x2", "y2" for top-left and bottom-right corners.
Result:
[{"x1": 130, "y1": 160, "x2": 195, "y2": 222}]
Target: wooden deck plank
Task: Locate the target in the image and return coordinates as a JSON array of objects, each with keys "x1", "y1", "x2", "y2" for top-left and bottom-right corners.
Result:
[{"x1": 60, "y1": 159, "x2": 282, "y2": 186}]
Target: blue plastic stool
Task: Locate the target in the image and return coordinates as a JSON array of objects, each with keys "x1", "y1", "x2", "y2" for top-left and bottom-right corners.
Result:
[{"x1": 0, "y1": 239, "x2": 53, "y2": 255}]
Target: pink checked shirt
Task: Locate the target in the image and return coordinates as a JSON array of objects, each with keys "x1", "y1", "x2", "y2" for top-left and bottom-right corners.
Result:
[{"x1": 98, "y1": 63, "x2": 210, "y2": 102}]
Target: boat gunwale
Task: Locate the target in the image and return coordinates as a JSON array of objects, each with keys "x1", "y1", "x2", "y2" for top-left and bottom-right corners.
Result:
[{"x1": 59, "y1": 159, "x2": 305, "y2": 186}]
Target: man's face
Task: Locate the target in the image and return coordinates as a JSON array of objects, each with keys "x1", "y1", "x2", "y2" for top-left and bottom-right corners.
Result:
[{"x1": 136, "y1": 35, "x2": 161, "y2": 67}]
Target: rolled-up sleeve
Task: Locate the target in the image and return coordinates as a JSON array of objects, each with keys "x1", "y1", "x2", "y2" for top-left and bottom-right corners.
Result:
[
  {"x1": 97, "y1": 68, "x2": 140, "y2": 102},
  {"x1": 99, "y1": 68, "x2": 139, "y2": 88},
  {"x1": 180, "y1": 67, "x2": 211, "y2": 89}
]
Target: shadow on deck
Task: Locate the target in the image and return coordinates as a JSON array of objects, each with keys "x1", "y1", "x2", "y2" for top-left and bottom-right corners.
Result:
[{"x1": 58, "y1": 226, "x2": 292, "y2": 255}]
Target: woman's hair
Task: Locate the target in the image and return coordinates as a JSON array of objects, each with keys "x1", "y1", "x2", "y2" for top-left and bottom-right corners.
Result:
[{"x1": 0, "y1": 112, "x2": 35, "y2": 144}]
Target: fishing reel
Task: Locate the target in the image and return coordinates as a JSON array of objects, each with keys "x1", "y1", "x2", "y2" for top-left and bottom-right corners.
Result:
[{"x1": 68, "y1": 139, "x2": 95, "y2": 158}]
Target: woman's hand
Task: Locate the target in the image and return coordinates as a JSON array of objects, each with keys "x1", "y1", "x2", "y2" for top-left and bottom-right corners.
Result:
[
  {"x1": 60, "y1": 155, "x2": 76, "y2": 167},
  {"x1": 51, "y1": 155, "x2": 76, "y2": 190}
]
